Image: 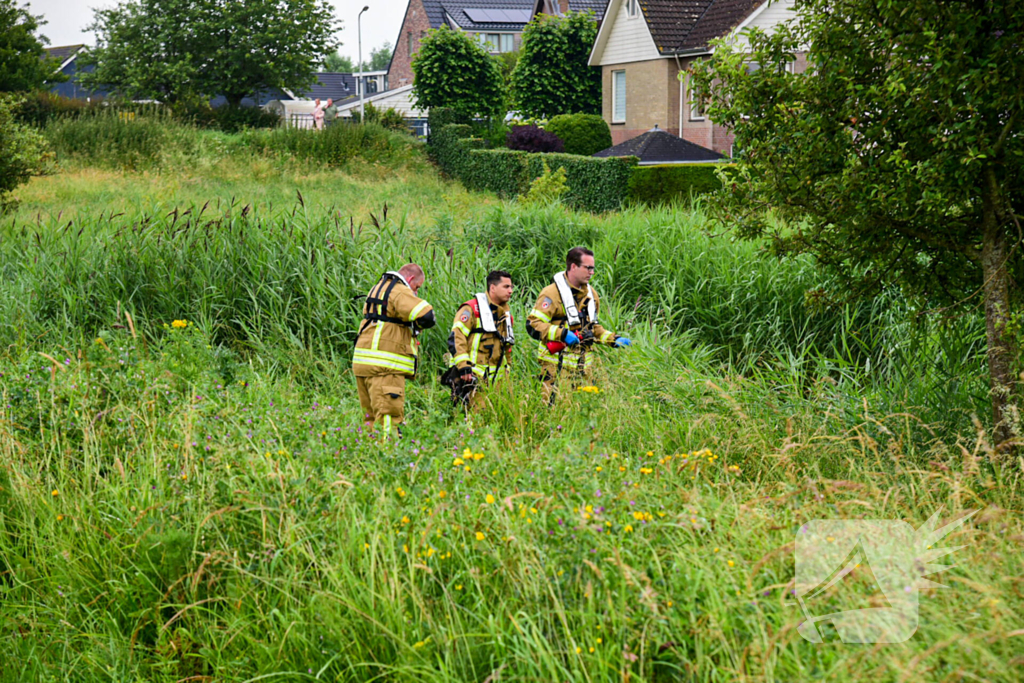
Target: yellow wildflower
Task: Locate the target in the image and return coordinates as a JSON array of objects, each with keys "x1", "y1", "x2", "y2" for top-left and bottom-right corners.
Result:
[
  {"x1": 453, "y1": 457, "x2": 465, "y2": 466},
  {"x1": 51, "y1": 489, "x2": 59, "y2": 497},
  {"x1": 438, "y1": 490, "x2": 447, "y2": 498},
  {"x1": 624, "y1": 524, "x2": 633, "y2": 532},
  {"x1": 473, "y1": 452, "x2": 484, "y2": 461},
  {"x1": 486, "y1": 494, "x2": 495, "y2": 504},
  {"x1": 171, "y1": 319, "x2": 188, "y2": 329},
  {"x1": 476, "y1": 531, "x2": 485, "y2": 541}
]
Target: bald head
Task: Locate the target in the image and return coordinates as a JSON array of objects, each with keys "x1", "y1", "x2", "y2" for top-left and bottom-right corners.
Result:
[{"x1": 398, "y1": 263, "x2": 425, "y2": 293}]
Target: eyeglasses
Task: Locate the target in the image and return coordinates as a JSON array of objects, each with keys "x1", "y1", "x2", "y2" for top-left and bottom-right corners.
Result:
[{"x1": 581, "y1": 265, "x2": 596, "y2": 272}]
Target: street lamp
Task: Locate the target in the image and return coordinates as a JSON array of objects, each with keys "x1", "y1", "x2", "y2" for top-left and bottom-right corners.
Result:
[{"x1": 358, "y1": 5, "x2": 369, "y2": 120}]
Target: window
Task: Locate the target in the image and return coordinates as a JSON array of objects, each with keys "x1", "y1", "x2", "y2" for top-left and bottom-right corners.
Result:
[
  {"x1": 408, "y1": 31, "x2": 414, "y2": 55},
  {"x1": 365, "y1": 76, "x2": 378, "y2": 94},
  {"x1": 689, "y1": 83, "x2": 704, "y2": 120},
  {"x1": 625, "y1": 0, "x2": 639, "y2": 18},
  {"x1": 612, "y1": 70, "x2": 626, "y2": 123},
  {"x1": 479, "y1": 33, "x2": 514, "y2": 53},
  {"x1": 500, "y1": 33, "x2": 514, "y2": 52}
]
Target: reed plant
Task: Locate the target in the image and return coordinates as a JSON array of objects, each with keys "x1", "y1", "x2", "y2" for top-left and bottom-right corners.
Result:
[{"x1": 0, "y1": 173, "x2": 1012, "y2": 681}]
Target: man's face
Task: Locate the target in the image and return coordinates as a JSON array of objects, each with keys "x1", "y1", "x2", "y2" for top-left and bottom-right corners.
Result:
[
  {"x1": 489, "y1": 277, "x2": 514, "y2": 305},
  {"x1": 409, "y1": 275, "x2": 423, "y2": 294},
  {"x1": 569, "y1": 254, "x2": 595, "y2": 286}
]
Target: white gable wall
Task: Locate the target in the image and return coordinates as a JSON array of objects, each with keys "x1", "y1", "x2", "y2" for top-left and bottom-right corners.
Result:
[
  {"x1": 729, "y1": 0, "x2": 797, "y2": 49},
  {"x1": 591, "y1": 0, "x2": 660, "y2": 65}
]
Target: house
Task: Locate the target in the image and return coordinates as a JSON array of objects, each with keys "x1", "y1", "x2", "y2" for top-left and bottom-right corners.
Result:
[
  {"x1": 387, "y1": 0, "x2": 535, "y2": 89},
  {"x1": 593, "y1": 125, "x2": 725, "y2": 163},
  {"x1": 588, "y1": 0, "x2": 805, "y2": 151},
  {"x1": 44, "y1": 45, "x2": 109, "y2": 100}
]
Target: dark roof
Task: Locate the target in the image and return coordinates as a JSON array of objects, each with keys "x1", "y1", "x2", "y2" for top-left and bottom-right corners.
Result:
[
  {"x1": 293, "y1": 72, "x2": 358, "y2": 101},
  {"x1": 638, "y1": 0, "x2": 761, "y2": 54},
  {"x1": 593, "y1": 128, "x2": 725, "y2": 163},
  {"x1": 444, "y1": 1, "x2": 535, "y2": 30},
  {"x1": 44, "y1": 44, "x2": 85, "y2": 64},
  {"x1": 569, "y1": 0, "x2": 608, "y2": 19},
  {"x1": 419, "y1": 0, "x2": 534, "y2": 30}
]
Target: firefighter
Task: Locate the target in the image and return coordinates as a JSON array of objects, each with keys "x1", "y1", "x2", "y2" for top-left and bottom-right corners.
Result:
[
  {"x1": 352, "y1": 264, "x2": 436, "y2": 436},
  {"x1": 442, "y1": 270, "x2": 516, "y2": 411},
  {"x1": 527, "y1": 247, "x2": 631, "y2": 403}
]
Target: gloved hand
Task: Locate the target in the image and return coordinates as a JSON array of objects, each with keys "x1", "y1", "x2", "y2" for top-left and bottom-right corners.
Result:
[
  {"x1": 564, "y1": 330, "x2": 580, "y2": 346},
  {"x1": 460, "y1": 369, "x2": 474, "y2": 383},
  {"x1": 614, "y1": 337, "x2": 632, "y2": 347}
]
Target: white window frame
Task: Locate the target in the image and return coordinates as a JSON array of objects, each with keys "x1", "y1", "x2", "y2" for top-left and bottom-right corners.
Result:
[
  {"x1": 612, "y1": 69, "x2": 626, "y2": 123},
  {"x1": 625, "y1": 0, "x2": 639, "y2": 19}
]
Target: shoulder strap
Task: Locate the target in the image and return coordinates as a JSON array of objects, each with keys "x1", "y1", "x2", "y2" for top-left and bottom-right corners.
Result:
[
  {"x1": 553, "y1": 272, "x2": 581, "y2": 327},
  {"x1": 358, "y1": 273, "x2": 410, "y2": 336},
  {"x1": 475, "y1": 293, "x2": 496, "y2": 333},
  {"x1": 586, "y1": 285, "x2": 597, "y2": 323}
]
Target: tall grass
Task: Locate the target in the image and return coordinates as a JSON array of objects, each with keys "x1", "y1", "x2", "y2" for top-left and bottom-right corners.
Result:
[
  {"x1": 0, "y1": 171, "x2": 1011, "y2": 681},
  {"x1": 42, "y1": 113, "x2": 425, "y2": 173}
]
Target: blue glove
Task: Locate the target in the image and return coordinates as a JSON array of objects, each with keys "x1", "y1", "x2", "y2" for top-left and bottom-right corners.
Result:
[
  {"x1": 614, "y1": 337, "x2": 631, "y2": 347},
  {"x1": 564, "y1": 330, "x2": 580, "y2": 346}
]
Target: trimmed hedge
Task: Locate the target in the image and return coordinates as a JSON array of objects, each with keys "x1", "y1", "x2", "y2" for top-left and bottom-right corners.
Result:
[
  {"x1": 429, "y1": 123, "x2": 474, "y2": 177},
  {"x1": 627, "y1": 163, "x2": 731, "y2": 205},
  {"x1": 428, "y1": 122, "x2": 638, "y2": 211},
  {"x1": 471, "y1": 148, "x2": 637, "y2": 212},
  {"x1": 545, "y1": 113, "x2": 612, "y2": 156}
]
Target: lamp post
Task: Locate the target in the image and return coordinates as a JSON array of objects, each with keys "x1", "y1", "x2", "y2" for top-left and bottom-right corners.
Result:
[{"x1": 358, "y1": 5, "x2": 369, "y2": 120}]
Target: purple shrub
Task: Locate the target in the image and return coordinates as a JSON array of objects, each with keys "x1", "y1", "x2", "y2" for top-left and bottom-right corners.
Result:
[{"x1": 506, "y1": 125, "x2": 564, "y2": 153}]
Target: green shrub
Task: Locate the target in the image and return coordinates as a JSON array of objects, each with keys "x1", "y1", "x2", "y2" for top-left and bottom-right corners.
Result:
[
  {"x1": 545, "y1": 113, "x2": 612, "y2": 156},
  {"x1": 0, "y1": 95, "x2": 50, "y2": 211},
  {"x1": 15, "y1": 91, "x2": 104, "y2": 127},
  {"x1": 352, "y1": 102, "x2": 409, "y2": 133},
  {"x1": 427, "y1": 106, "x2": 469, "y2": 144},
  {"x1": 243, "y1": 121, "x2": 422, "y2": 167},
  {"x1": 521, "y1": 160, "x2": 568, "y2": 205},
  {"x1": 44, "y1": 109, "x2": 178, "y2": 170},
  {"x1": 627, "y1": 163, "x2": 730, "y2": 205},
  {"x1": 524, "y1": 152, "x2": 637, "y2": 212},
  {"x1": 429, "y1": 123, "x2": 474, "y2": 176},
  {"x1": 467, "y1": 148, "x2": 637, "y2": 211},
  {"x1": 468, "y1": 148, "x2": 531, "y2": 198}
]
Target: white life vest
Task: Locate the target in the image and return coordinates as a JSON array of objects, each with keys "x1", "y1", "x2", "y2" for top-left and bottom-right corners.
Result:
[
  {"x1": 475, "y1": 292, "x2": 514, "y2": 344},
  {"x1": 553, "y1": 271, "x2": 596, "y2": 327}
]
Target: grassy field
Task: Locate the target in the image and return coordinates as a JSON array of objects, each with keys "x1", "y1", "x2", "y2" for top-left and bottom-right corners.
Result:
[{"x1": 0, "y1": 118, "x2": 1020, "y2": 682}]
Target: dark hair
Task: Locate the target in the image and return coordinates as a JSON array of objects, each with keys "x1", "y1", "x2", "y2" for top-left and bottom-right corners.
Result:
[
  {"x1": 566, "y1": 247, "x2": 594, "y2": 269},
  {"x1": 486, "y1": 270, "x2": 513, "y2": 289}
]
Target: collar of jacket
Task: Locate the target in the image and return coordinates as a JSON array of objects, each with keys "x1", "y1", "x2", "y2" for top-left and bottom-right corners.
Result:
[{"x1": 385, "y1": 270, "x2": 411, "y2": 288}]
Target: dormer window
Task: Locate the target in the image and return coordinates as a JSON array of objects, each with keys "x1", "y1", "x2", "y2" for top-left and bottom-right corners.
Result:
[{"x1": 625, "y1": 0, "x2": 639, "y2": 18}]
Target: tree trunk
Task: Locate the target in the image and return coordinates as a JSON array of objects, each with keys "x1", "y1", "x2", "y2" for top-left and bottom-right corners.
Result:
[{"x1": 980, "y1": 167, "x2": 1018, "y2": 454}]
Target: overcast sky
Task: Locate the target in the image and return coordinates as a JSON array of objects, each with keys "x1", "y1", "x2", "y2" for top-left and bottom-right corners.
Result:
[{"x1": 24, "y1": 0, "x2": 406, "y2": 64}]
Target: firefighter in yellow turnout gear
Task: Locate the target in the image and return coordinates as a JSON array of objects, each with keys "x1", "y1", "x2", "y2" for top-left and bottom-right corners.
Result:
[
  {"x1": 353, "y1": 264, "x2": 436, "y2": 436},
  {"x1": 527, "y1": 247, "x2": 631, "y2": 402},
  {"x1": 444, "y1": 271, "x2": 515, "y2": 410}
]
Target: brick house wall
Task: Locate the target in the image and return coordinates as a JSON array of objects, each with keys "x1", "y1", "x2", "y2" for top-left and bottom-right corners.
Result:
[
  {"x1": 388, "y1": 0, "x2": 432, "y2": 89},
  {"x1": 601, "y1": 59, "x2": 681, "y2": 144}
]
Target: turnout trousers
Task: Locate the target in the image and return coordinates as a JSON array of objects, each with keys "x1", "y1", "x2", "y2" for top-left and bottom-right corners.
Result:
[{"x1": 356, "y1": 373, "x2": 406, "y2": 436}]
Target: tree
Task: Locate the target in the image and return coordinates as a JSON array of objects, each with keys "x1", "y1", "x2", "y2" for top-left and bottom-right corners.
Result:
[
  {"x1": 509, "y1": 12, "x2": 599, "y2": 119},
  {"x1": 81, "y1": 0, "x2": 338, "y2": 105},
  {"x1": 412, "y1": 26, "x2": 503, "y2": 119},
  {"x1": 366, "y1": 41, "x2": 393, "y2": 71},
  {"x1": 0, "y1": 0, "x2": 65, "y2": 92},
  {"x1": 691, "y1": 0, "x2": 1023, "y2": 450},
  {"x1": 323, "y1": 51, "x2": 354, "y2": 72},
  {"x1": 0, "y1": 94, "x2": 50, "y2": 212},
  {"x1": 80, "y1": 0, "x2": 201, "y2": 104},
  {"x1": 200, "y1": 0, "x2": 338, "y2": 106}
]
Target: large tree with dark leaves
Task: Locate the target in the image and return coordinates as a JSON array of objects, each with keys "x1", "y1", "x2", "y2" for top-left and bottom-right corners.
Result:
[
  {"x1": 691, "y1": 0, "x2": 1023, "y2": 451},
  {"x1": 0, "y1": 0, "x2": 64, "y2": 92},
  {"x1": 82, "y1": 0, "x2": 336, "y2": 105},
  {"x1": 510, "y1": 11, "x2": 600, "y2": 119}
]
